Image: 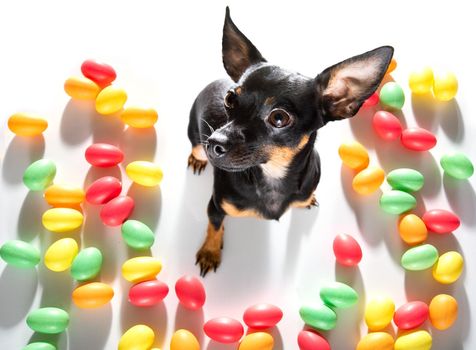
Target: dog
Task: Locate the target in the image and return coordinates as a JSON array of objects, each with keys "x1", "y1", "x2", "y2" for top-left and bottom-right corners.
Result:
[{"x1": 187, "y1": 7, "x2": 393, "y2": 276}]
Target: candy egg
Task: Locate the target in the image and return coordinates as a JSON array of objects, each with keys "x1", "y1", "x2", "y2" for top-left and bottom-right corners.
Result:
[
  {"x1": 429, "y1": 294, "x2": 458, "y2": 330},
  {"x1": 243, "y1": 303, "x2": 283, "y2": 330},
  {"x1": 81, "y1": 59, "x2": 117, "y2": 87},
  {"x1": 121, "y1": 220, "x2": 155, "y2": 250},
  {"x1": 8, "y1": 113, "x2": 48, "y2": 136},
  {"x1": 386, "y1": 58, "x2": 397, "y2": 74},
  {"x1": 121, "y1": 107, "x2": 159, "y2": 128},
  {"x1": 72, "y1": 282, "x2": 114, "y2": 308},
  {"x1": 23, "y1": 159, "x2": 56, "y2": 191},
  {"x1": 422, "y1": 209, "x2": 460, "y2": 234},
  {"x1": 85, "y1": 176, "x2": 122, "y2": 205},
  {"x1": 119, "y1": 324, "x2": 154, "y2": 350},
  {"x1": 338, "y1": 141, "x2": 369, "y2": 171},
  {"x1": 364, "y1": 296, "x2": 395, "y2": 331},
  {"x1": 356, "y1": 332, "x2": 394, "y2": 350},
  {"x1": 362, "y1": 92, "x2": 379, "y2": 108},
  {"x1": 95, "y1": 86, "x2": 127, "y2": 115},
  {"x1": 440, "y1": 152, "x2": 473, "y2": 180},
  {"x1": 170, "y1": 329, "x2": 199, "y2": 350},
  {"x1": 379, "y1": 82, "x2": 405, "y2": 109},
  {"x1": 401, "y1": 127, "x2": 437, "y2": 151},
  {"x1": 379, "y1": 190, "x2": 416, "y2": 215},
  {"x1": 393, "y1": 301, "x2": 429, "y2": 330},
  {"x1": 44, "y1": 238, "x2": 79, "y2": 272},
  {"x1": 297, "y1": 330, "x2": 330, "y2": 350},
  {"x1": 352, "y1": 167, "x2": 385, "y2": 195},
  {"x1": 432, "y1": 251, "x2": 463, "y2": 284},
  {"x1": 64, "y1": 76, "x2": 101, "y2": 99},
  {"x1": 129, "y1": 279, "x2": 169, "y2": 307},
  {"x1": 386, "y1": 168, "x2": 424, "y2": 192},
  {"x1": 204, "y1": 317, "x2": 244, "y2": 343},
  {"x1": 401, "y1": 244, "x2": 438, "y2": 271},
  {"x1": 0, "y1": 240, "x2": 40, "y2": 268},
  {"x1": 42, "y1": 208, "x2": 83, "y2": 232},
  {"x1": 100, "y1": 196, "x2": 134, "y2": 226},
  {"x1": 372, "y1": 111, "x2": 402, "y2": 141},
  {"x1": 71, "y1": 247, "x2": 103, "y2": 281},
  {"x1": 26, "y1": 307, "x2": 69, "y2": 334},
  {"x1": 126, "y1": 161, "x2": 163, "y2": 187},
  {"x1": 408, "y1": 67, "x2": 434, "y2": 95},
  {"x1": 23, "y1": 342, "x2": 56, "y2": 350},
  {"x1": 319, "y1": 281, "x2": 358, "y2": 308},
  {"x1": 394, "y1": 330, "x2": 432, "y2": 350},
  {"x1": 44, "y1": 184, "x2": 85, "y2": 208},
  {"x1": 122, "y1": 256, "x2": 162, "y2": 283},
  {"x1": 333, "y1": 233, "x2": 362, "y2": 266},
  {"x1": 239, "y1": 332, "x2": 274, "y2": 350},
  {"x1": 299, "y1": 304, "x2": 337, "y2": 331},
  {"x1": 398, "y1": 214, "x2": 428, "y2": 245},
  {"x1": 433, "y1": 72, "x2": 458, "y2": 101},
  {"x1": 85, "y1": 143, "x2": 124, "y2": 167},
  {"x1": 175, "y1": 275, "x2": 206, "y2": 310}
]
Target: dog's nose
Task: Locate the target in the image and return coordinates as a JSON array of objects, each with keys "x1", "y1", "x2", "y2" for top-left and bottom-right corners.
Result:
[{"x1": 207, "y1": 136, "x2": 228, "y2": 158}]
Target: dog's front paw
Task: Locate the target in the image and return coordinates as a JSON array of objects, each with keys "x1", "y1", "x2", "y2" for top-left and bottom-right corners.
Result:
[
  {"x1": 307, "y1": 194, "x2": 319, "y2": 209},
  {"x1": 188, "y1": 153, "x2": 208, "y2": 175},
  {"x1": 195, "y1": 246, "x2": 221, "y2": 277}
]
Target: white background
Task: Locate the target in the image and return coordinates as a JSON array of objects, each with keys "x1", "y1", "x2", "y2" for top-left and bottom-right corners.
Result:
[{"x1": 1, "y1": 1, "x2": 475, "y2": 349}]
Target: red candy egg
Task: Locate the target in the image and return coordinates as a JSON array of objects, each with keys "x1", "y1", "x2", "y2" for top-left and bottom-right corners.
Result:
[
  {"x1": 298, "y1": 330, "x2": 330, "y2": 350},
  {"x1": 85, "y1": 176, "x2": 122, "y2": 205},
  {"x1": 362, "y1": 92, "x2": 379, "y2": 108},
  {"x1": 243, "y1": 304, "x2": 283, "y2": 330},
  {"x1": 333, "y1": 234, "x2": 362, "y2": 266},
  {"x1": 393, "y1": 301, "x2": 429, "y2": 330},
  {"x1": 100, "y1": 196, "x2": 134, "y2": 226},
  {"x1": 204, "y1": 317, "x2": 244, "y2": 343},
  {"x1": 401, "y1": 127, "x2": 437, "y2": 151},
  {"x1": 128, "y1": 280, "x2": 169, "y2": 307},
  {"x1": 81, "y1": 59, "x2": 117, "y2": 87},
  {"x1": 175, "y1": 275, "x2": 206, "y2": 310},
  {"x1": 422, "y1": 209, "x2": 460, "y2": 234},
  {"x1": 372, "y1": 111, "x2": 402, "y2": 141},
  {"x1": 85, "y1": 143, "x2": 124, "y2": 168}
]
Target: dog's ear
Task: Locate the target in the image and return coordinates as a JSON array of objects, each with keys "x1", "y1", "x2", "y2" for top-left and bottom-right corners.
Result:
[
  {"x1": 222, "y1": 7, "x2": 266, "y2": 82},
  {"x1": 316, "y1": 46, "x2": 394, "y2": 123}
]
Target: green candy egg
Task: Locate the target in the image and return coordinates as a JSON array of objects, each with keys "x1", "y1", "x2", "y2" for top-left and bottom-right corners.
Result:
[
  {"x1": 23, "y1": 342, "x2": 56, "y2": 350},
  {"x1": 387, "y1": 168, "x2": 424, "y2": 192},
  {"x1": 23, "y1": 159, "x2": 56, "y2": 191},
  {"x1": 319, "y1": 281, "x2": 359, "y2": 309},
  {"x1": 379, "y1": 190, "x2": 416, "y2": 215},
  {"x1": 440, "y1": 152, "x2": 474, "y2": 180},
  {"x1": 26, "y1": 307, "x2": 69, "y2": 334},
  {"x1": 70, "y1": 247, "x2": 103, "y2": 281},
  {"x1": 379, "y1": 82, "x2": 405, "y2": 109},
  {"x1": 0, "y1": 240, "x2": 40, "y2": 268},
  {"x1": 401, "y1": 244, "x2": 439, "y2": 271},
  {"x1": 121, "y1": 220, "x2": 155, "y2": 250},
  {"x1": 299, "y1": 304, "x2": 337, "y2": 331}
]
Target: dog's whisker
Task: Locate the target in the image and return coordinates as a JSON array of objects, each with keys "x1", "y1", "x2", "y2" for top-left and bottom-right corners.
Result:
[{"x1": 200, "y1": 118, "x2": 215, "y2": 133}]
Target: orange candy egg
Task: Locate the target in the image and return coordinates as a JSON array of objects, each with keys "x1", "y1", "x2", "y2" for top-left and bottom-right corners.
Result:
[{"x1": 72, "y1": 282, "x2": 114, "y2": 308}]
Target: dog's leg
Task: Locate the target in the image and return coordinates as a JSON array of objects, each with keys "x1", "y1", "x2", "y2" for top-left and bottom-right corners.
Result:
[
  {"x1": 291, "y1": 193, "x2": 319, "y2": 209},
  {"x1": 196, "y1": 197, "x2": 225, "y2": 277},
  {"x1": 187, "y1": 144, "x2": 208, "y2": 175}
]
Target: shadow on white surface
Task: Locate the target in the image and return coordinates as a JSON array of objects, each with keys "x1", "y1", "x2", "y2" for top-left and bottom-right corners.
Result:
[
  {"x1": 174, "y1": 304, "x2": 205, "y2": 346},
  {"x1": 68, "y1": 304, "x2": 113, "y2": 350},
  {"x1": 17, "y1": 191, "x2": 49, "y2": 242},
  {"x1": 443, "y1": 173, "x2": 476, "y2": 227}
]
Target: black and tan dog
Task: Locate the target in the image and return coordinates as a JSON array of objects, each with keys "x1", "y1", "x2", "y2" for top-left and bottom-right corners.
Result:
[{"x1": 187, "y1": 7, "x2": 393, "y2": 276}]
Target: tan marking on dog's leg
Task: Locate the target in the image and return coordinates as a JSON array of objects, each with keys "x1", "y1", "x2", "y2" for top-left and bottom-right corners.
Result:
[
  {"x1": 291, "y1": 193, "x2": 318, "y2": 209},
  {"x1": 188, "y1": 145, "x2": 208, "y2": 175},
  {"x1": 196, "y1": 221, "x2": 224, "y2": 276},
  {"x1": 221, "y1": 200, "x2": 262, "y2": 218}
]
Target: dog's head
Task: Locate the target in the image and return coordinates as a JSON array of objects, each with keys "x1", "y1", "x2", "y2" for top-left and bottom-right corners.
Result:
[{"x1": 207, "y1": 7, "x2": 393, "y2": 176}]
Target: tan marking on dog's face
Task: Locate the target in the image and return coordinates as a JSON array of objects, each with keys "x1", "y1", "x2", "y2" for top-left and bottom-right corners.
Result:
[
  {"x1": 221, "y1": 200, "x2": 262, "y2": 218},
  {"x1": 235, "y1": 86, "x2": 243, "y2": 95},
  {"x1": 192, "y1": 144, "x2": 208, "y2": 161},
  {"x1": 264, "y1": 96, "x2": 276, "y2": 106}
]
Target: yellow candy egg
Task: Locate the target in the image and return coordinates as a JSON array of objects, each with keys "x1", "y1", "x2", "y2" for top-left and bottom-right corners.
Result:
[
  {"x1": 44, "y1": 238, "x2": 79, "y2": 272},
  {"x1": 433, "y1": 72, "x2": 458, "y2": 101},
  {"x1": 394, "y1": 330, "x2": 432, "y2": 350},
  {"x1": 170, "y1": 329, "x2": 200, "y2": 350},
  {"x1": 126, "y1": 161, "x2": 163, "y2": 187},
  {"x1": 409, "y1": 67, "x2": 434, "y2": 95},
  {"x1": 356, "y1": 332, "x2": 394, "y2": 350},
  {"x1": 72, "y1": 282, "x2": 114, "y2": 308},
  {"x1": 365, "y1": 296, "x2": 395, "y2": 331},
  {"x1": 429, "y1": 294, "x2": 458, "y2": 330},
  {"x1": 432, "y1": 251, "x2": 463, "y2": 284},
  {"x1": 121, "y1": 107, "x2": 158, "y2": 128},
  {"x1": 338, "y1": 141, "x2": 369, "y2": 171},
  {"x1": 352, "y1": 167, "x2": 385, "y2": 195},
  {"x1": 239, "y1": 332, "x2": 274, "y2": 350},
  {"x1": 122, "y1": 257, "x2": 162, "y2": 283},
  {"x1": 95, "y1": 86, "x2": 127, "y2": 115},
  {"x1": 42, "y1": 208, "x2": 83, "y2": 232},
  {"x1": 8, "y1": 113, "x2": 48, "y2": 137},
  {"x1": 44, "y1": 184, "x2": 85, "y2": 208},
  {"x1": 64, "y1": 76, "x2": 101, "y2": 100},
  {"x1": 398, "y1": 214, "x2": 428, "y2": 245},
  {"x1": 119, "y1": 324, "x2": 155, "y2": 350}
]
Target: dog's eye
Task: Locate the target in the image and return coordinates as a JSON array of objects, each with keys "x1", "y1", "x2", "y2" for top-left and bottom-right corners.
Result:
[
  {"x1": 267, "y1": 109, "x2": 292, "y2": 128},
  {"x1": 224, "y1": 90, "x2": 236, "y2": 109}
]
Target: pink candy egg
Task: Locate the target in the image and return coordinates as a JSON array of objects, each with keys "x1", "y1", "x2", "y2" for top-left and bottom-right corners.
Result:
[
  {"x1": 393, "y1": 301, "x2": 429, "y2": 330},
  {"x1": 85, "y1": 176, "x2": 122, "y2": 205},
  {"x1": 401, "y1": 127, "x2": 437, "y2": 151},
  {"x1": 333, "y1": 234, "x2": 362, "y2": 266},
  {"x1": 243, "y1": 304, "x2": 283, "y2": 330},
  {"x1": 372, "y1": 111, "x2": 402, "y2": 141},
  {"x1": 128, "y1": 280, "x2": 169, "y2": 307},
  {"x1": 81, "y1": 59, "x2": 117, "y2": 87},
  {"x1": 175, "y1": 275, "x2": 206, "y2": 310},
  {"x1": 85, "y1": 143, "x2": 124, "y2": 167},
  {"x1": 204, "y1": 317, "x2": 244, "y2": 343},
  {"x1": 100, "y1": 196, "x2": 134, "y2": 226},
  {"x1": 422, "y1": 209, "x2": 460, "y2": 234},
  {"x1": 297, "y1": 330, "x2": 331, "y2": 350},
  {"x1": 362, "y1": 92, "x2": 379, "y2": 108}
]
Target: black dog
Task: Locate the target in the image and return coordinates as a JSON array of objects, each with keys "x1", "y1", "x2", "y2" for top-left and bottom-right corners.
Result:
[{"x1": 187, "y1": 7, "x2": 393, "y2": 276}]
